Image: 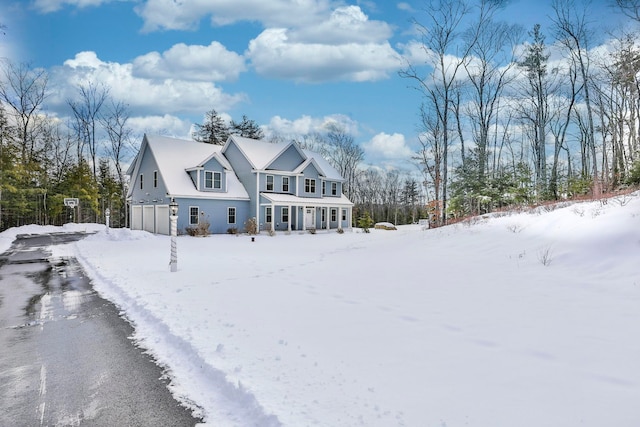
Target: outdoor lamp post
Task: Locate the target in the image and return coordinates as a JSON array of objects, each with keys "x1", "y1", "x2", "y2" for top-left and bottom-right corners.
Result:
[
  {"x1": 169, "y1": 198, "x2": 178, "y2": 272},
  {"x1": 105, "y1": 208, "x2": 110, "y2": 234}
]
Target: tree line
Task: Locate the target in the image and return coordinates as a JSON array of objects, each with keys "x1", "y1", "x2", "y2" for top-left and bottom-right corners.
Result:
[{"x1": 401, "y1": 0, "x2": 640, "y2": 225}]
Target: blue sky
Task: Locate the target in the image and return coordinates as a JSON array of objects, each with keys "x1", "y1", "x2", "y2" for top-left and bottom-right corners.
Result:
[{"x1": 0, "y1": 0, "x2": 626, "y2": 169}]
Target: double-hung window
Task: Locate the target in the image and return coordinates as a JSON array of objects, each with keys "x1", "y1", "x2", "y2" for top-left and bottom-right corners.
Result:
[
  {"x1": 228, "y1": 207, "x2": 236, "y2": 224},
  {"x1": 331, "y1": 208, "x2": 337, "y2": 222},
  {"x1": 331, "y1": 182, "x2": 337, "y2": 196},
  {"x1": 140, "y1": 174, "x2": 144, "y2": 190},
  {"x1": 205, "y1": 171, "x2": 222, "y2": 189},
  {"x1": 153, "y1": 171, "x2": 158, "y2": 188},
  {"x1": 282, "y1": 176, "x2": 289, "y2": 192},
  {"x1": 266, "y1": 175, "x2": 274, "y2": 191},
  {"x1": 305, "y1": 178, "x2": 316, "y2": 194},
  {"x1": 265, "y1": 206, "x2": 272, "y2": 223},
  {"x1": 189, "y1": 207, "x2": 199, "y2": 225},
  {"x1": 282, "y1": 207, "x2": 289, "y2": 223}
]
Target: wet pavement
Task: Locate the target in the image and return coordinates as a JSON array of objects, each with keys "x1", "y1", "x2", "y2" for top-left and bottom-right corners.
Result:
[{"x1": 0, "y1": 232, "x2": 202, "y2": 426}]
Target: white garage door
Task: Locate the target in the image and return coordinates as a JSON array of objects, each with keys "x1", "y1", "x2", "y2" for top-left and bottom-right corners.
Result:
[
  {"x1": 131, "y1": 205, "x2": 143, "y2": 230},
  {"x1": 155, "y1": 205, "x2": 170, "y2": 235},
  {"x1": 143, "y1": 206, "x2": 155, "y2": 233}
]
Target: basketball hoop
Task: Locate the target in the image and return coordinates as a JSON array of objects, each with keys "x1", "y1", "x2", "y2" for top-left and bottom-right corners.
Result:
[{"x1": 64, "y1": 198, "x2": 79, "y2": 208}]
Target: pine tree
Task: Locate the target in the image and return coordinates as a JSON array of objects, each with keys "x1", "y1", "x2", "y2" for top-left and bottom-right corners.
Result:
[
  {"x1": 192, "y1": 109, "x2": 230, "y2": 145},
  {"x1": 230, "y1": 115, "x2": 264, "y2": 140}
]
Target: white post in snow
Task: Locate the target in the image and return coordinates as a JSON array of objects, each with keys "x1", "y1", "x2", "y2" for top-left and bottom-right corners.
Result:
[
  {"x1": 169, "y1": 198, "x2": 178, "y2": 273},
  {"x1": 105, "y1": 208, "x2": 110, "y2": 234}
]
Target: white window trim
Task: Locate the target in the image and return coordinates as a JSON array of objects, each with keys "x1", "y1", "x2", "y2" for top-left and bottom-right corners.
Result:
[
  {"x1": 281, "y1": 206, "x2": 289, "y2": 223},
  {"x1": 189, "y1": 206, "x2": 199, "y2": 225},
  {"x1": 265, "y1": 206, "x2": 272, "y2": 223},
  {"x1": 205, "y1": 171, "x2": 222, "y2": 190},
  {"x1": 282, "y1": 176, "x2": 289, "y2": 192},
  {"x1": 305, "y1": 178, "x2": 316, "y2": 194},
  {"x1": 266, "y1": 174, "x2": 274, "y2": 191},
  {"x1": 228, "y1": 207, "x2": 236, "y2": 224}
]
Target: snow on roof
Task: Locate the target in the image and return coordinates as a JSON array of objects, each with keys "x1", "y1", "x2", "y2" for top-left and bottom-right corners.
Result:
[
  {"x1": 225, "y1": 135, "x2": 292, "y2": 170},
  {"x1": 224, "y1": 135, "x2": 345, "y2": 182},
  {"x1": 302, "y1": 149, "x2": 344, "y2": 182},
  {"x1": 144, "y1": 135, "x2": 249, "y2": 200},
  {"x1": 261, "y1": 192, "x2": 353, "y2": 207}
]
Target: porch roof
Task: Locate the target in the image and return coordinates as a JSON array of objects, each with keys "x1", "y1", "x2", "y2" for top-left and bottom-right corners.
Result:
[{"x1": 260, "y1": 192, "x2": 354, "y2": 207}]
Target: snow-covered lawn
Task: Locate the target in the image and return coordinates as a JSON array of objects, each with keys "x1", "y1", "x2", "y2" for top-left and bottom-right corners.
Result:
[{"x1": 2, "y1": 193, "x2": 639, "y2": 426}]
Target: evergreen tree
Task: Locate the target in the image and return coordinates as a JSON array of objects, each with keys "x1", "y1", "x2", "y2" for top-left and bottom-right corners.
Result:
[
  {"x1": 230, "y1": 115, "x2": 264, "y2": 139},
  {"x1": 193, "y1": 109, "x2": 230, "y2": 145}
]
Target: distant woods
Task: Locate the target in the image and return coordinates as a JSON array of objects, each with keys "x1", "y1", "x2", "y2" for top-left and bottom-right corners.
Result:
[{"x1": 401, "y1": 0, "x2": 640, "y2": 226}]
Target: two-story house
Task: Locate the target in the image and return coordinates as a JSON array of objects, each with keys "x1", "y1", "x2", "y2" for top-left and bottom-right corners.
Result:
[{"x1": 126, "y1": 134, "x2": 354, "y2": 234}]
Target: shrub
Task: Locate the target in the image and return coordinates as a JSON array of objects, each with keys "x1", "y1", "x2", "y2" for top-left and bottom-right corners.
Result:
[
  {"x1": 336, "y1": 228, "x2": 344, "y2": 234},
  {"x1": 227, "y1": 227, "x2": 238, "y2": 235},
  {"x1": 185, "y1": 216, "x2": 210, "y2": 236},
  {"x1": 244, "y1": 217, "x2": 258, "y2": 235},
  {"x1": 357, "y1": 211, "x2": 374, "y2": 233}
]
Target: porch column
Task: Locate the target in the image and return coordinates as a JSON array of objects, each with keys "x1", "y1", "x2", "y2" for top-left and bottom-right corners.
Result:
[
  {"x1": 302, "y1": 206, "x2": 306, "y2": 231},
  {"x1": 271, "y1": 203, "x2": 275, "y2": 232},
  {"x1": 348, "y1": 207, "x2": 353, "y2": 228},
  {"x1": 288, "y1": 205, "x2": 292, "y2": 232},
  {"x1": 326, "y1": 207, "x2": 330, "y2": 231}
]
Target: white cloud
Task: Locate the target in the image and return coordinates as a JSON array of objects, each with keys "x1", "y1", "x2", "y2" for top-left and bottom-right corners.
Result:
[
  {"x1": 397, "y1": 2, "x2": 414, "y2": 12},
  {"x1": 129, "y1": 114, "x2": 193, "y2": 139},
  {"x1": 132, "y1": 42, "x2": 246, "y2": 82},
  {"x1": 32, "y1": 0, "x2": 124, "y2": 13},
  {"x1": 247, "y1": 28, "x2": 401, "y2": 83},
  {"x1": 135, "y1": 0, "x2": 331, "y2": 32},
  {"x1": 264, "y1": 114, "x2": 360, "y2": 140},
  {"x1": 363, "y1": 132, "x2": 412, "y2": 161},
  {"x1": 50, "y1": 51, "x2": 246, "y2": 116},
  {"x1": 291, "y1": 5, "x2": 392, "y2": 44}
]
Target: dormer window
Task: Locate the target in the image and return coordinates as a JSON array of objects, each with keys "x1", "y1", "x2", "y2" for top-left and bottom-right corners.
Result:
[{"x1": 205, "y1": 171, "x2": 222, "y2": 189}]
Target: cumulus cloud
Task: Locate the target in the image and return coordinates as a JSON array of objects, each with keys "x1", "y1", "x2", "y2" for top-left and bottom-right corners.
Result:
[
  {"x1": 49, "y1": 51, "x2": 246, "y2": 116},
  {"x1": 291, "y1": 5, "x2": 392, "y2": 44},
  {"x1": 135, "y1": 0, "x2": 330, "y2": 32},
  {"x1": 132, "y1": 42, "x2": 246, "y2": 82},
  {"x1": 363, "y1": 132, "x2": 413, "y2": 161},
  {"x1": 247, "y1": 28, "x2": 401, "y2": 83},
  {"x1": 265, "y1": 114, "x2": 359, "y2": 139},
  {"x1": 129, "y1": 114, "x2": 193, "y2": 138}
]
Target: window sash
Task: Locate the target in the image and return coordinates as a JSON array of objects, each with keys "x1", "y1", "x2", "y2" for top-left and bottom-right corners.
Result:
[
  {"x1": 266, "y1": 175, "x2": 274, "y2": 191},
  {"x1": 282, "y1": 177, "x2": 289, "y2": 192},
  {"x1": 282, "y1": 207, "x2": 289, "y2": 223},
  {"x1": 189, "y1": 207, "x2": 199, "y2": 225},
  {"x1": 266, "y1": 206, "x2": 272, "y2": 223},
  {"x1": 305, "y1": 178, "x2": 316, "y2": 193},
  {"x1": 228, "y1": 207, "x2": 236, "y2": 224}
]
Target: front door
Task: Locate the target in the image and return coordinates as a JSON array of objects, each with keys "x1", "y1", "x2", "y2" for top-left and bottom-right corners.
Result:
[{"x1": 305, "y1": 207, "x2": 315, "y2": 229}]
